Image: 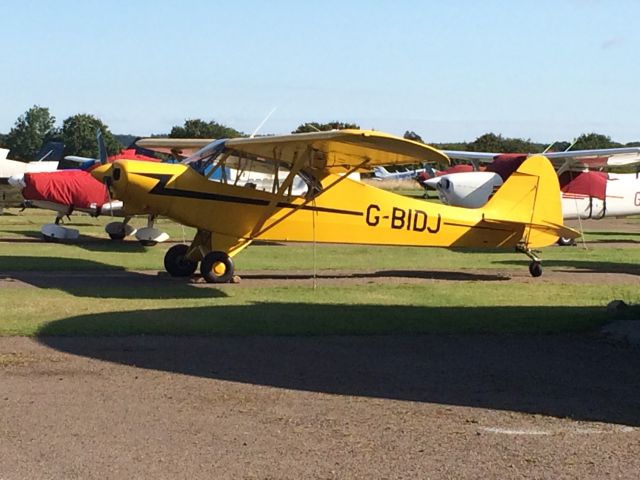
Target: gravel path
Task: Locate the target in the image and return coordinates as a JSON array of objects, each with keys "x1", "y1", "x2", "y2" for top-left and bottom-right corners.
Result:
[{"x1": 2, "y1": 335, "x2": 640, "y2": 479}]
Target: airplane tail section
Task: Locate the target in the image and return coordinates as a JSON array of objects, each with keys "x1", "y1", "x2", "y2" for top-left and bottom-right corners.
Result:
[{"x1": 482, "y1": 154, "x2": 579, "y2": 248}]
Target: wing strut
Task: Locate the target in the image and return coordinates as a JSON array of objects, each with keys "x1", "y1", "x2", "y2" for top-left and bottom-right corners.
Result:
[{"x1": 250, "y1": 154, "x2": 371, "y2": 239}]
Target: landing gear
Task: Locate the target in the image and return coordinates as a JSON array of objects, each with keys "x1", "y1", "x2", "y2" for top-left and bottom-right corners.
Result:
[
  {"x1": 200, "y1": 251, "x2": 234, "y2": 284},
  {"x1": 105, "y1": 218, "x2": 137, "y2": 241},
  {"x1": 516, "y1": 243, "x2": 543, "y2": 278},
  {"x1": 528, "y1": 261, "x2": 542, "y2": 278},
  {"x1": 135, "y1": 215, "x2": 170, "y2": 246},
  {"x1": 164, "y1": 244, "x2": 198, "y2": 277}
]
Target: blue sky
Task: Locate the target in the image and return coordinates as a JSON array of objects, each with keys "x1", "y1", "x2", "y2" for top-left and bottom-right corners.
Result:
[{"x1": 2, "y1": 0, "x2": 638, "y2": 142}]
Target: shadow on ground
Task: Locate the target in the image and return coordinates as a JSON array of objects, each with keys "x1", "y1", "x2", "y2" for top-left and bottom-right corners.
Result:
[
  {"x1": 242, "y1": 269, "x2": 509, "y2": 282},
  {"x1": 497, "y1": 259, "x2": 640, "y2": 276},
  {"x1": 37, "y1": 303, "x2": 640, "y2": 426},
  {"x1": 0, "y1": 256, "x2": 225, "y2": 299}
]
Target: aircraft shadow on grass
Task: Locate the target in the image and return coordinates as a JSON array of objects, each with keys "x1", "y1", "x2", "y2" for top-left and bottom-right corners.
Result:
[
  {"x1": 0, "y1": 256, "x2": 226, "y2": 300},
  {"x1": 496, "y1": 259, "x2": 640, "y2": 276},
  {"x1": 38, "y1": 303, "x2": 640, "y2": 426},
  {"x1": 0, "y1": 229, "x2": 150, "y2": 252},
  {"x1": 242, "y1": 270, "x2": 508, "y2": 282}
]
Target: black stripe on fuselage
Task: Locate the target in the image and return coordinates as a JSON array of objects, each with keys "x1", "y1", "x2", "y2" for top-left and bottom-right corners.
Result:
[{"x1": 136, "y1": 173, "x2": 364, "y2": 217}]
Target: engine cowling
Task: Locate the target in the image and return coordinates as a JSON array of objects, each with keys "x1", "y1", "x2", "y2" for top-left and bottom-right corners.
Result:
[{"x1": 425, "y1": 171, "x2": 503, "y2": 208}]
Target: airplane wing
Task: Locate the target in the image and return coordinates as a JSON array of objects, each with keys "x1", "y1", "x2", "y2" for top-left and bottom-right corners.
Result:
[
  {"x1": 444, "y1": 147, "x2": 640, "y2": 173},
  {"x1": 223, "y1": 130, "x2": 450, "y2": 171},
  {"x1": 441, "y1": 151, "x2": 497, "y2": 164},
  {"x1": 135, "y1": 138, "x2": 215, "y2": 157},
  {"x1": 544, "y1": 147, "x2": 640, "y2": 170}
]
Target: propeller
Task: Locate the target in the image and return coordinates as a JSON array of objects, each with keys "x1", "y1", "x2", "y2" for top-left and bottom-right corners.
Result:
[{"x1": 92, "y1": 129, "x2": 116, "y2": 216}]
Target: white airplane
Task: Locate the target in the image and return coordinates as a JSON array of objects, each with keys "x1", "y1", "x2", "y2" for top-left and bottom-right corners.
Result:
[
  {"x1": 372, "y1": 165, "x2": 428, "y2": 181},
  {"x1": 0, "y1": 148, "x2": 59, "y2": 213},
  {"x1": 421, "y1": 148, "x2": 640, "y2": 244}
]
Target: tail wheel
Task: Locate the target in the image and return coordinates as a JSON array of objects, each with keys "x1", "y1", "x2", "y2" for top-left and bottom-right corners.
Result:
[
  {"x1": 164, "y1": 244, "x2": 198, "y2": 277},
  {"x1": 200, "y1": 251, "x2": 234, "y2": 283},
  {"x1": 528, "y1": 261, "x2": 543, "y2": 278}
]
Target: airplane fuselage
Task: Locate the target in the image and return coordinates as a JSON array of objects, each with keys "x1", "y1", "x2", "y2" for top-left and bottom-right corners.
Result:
[
  {"x1": 561, "y1": 173, "x2": 640, "y2": 219},
  {"x1": 103, "y1": 155, "x2": 567, "y2": 257}
]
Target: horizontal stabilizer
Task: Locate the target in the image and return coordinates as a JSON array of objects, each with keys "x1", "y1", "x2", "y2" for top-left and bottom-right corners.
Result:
[{"x1": 482, "y1": 217, "x2": 580, "y2": 240}]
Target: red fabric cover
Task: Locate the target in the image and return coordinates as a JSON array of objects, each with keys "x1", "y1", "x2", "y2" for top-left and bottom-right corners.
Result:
[
  {"x1": 558, "y1": 171, "x2": 607, "y2": 200},
  {"x1": 108, "y1": 149, "x2": 160, "y2": 163},
  {"x1": 440, "y1": 164, "x2": 475, "y2": 175},
  {"x1": 85, "y1": 149, "x2": 161, "y2": 172},
  {"x1": 486, "y1": 154, "x2": 528, "y2": 181},
  {"x1": 22, "y1": 170, "x2": 109, "y2": 208}
]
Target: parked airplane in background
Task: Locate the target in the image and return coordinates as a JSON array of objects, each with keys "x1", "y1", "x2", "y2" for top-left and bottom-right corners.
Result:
[
  {"x1": 372, "y1": 165, "x2": 428, "y2": 181},
  {"x1": 92, "y1": 129, "x2": 577, "y2": 280},
  {"x1": 7, "y1": 134, "x2": 170, "y2": 244},
  {"x1": 420, "y1": 148, "x2": 640, "y2": 243},
  {"x1": 0, "y1": 148, "x2": 59, "y2": 213}
]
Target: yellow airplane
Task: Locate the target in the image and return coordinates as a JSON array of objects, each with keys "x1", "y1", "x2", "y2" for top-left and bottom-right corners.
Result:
[{"x1": 92, "y1": 130, "x2": 578, "y2": 282}]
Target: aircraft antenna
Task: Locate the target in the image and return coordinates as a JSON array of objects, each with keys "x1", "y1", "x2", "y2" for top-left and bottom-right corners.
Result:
[
  {"x1": 564, "y1": 139, "x2": 579, "y2": 152},
  {"x1": 542, "y1": 141, "x2": 556, "y2": 154},
  {"x1": 249, "y1": 107, "x2": 278, "y2": 138},
  {"x1": 305, "y1": 123, "x2": 322, "y2": 132}
]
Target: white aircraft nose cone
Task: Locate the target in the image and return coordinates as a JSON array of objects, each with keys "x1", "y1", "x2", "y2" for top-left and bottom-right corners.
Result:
[{"x1": 8, "y1": 173, "x2": 26, "y2": 189}]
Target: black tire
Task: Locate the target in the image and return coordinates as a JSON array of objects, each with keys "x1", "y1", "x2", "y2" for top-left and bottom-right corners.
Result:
[
  {"x1": 164, "y1": 244, "x2": 198, "y2": 277},
  {"x1": 557, "y1": 237, "x2": 575, "y2": 246},
  {"x1": 200, "y1": 251, "x2": 234, "y2": 283},
  {"x1": 139, "y1": 239, "x2": 157, "y2": 247},
  {"x1": 108, "y1": 231, "x2": 126, "y2": 241},
  {"x1": 528, "y1": 261, "x2": 543, "y2": 278}
]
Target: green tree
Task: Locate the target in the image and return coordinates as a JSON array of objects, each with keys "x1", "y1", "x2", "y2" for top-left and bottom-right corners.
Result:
[
  {"x1": 403, "y1": 130, "x2": 424, "y2": 143},
  {"x1": 468, "y1": 133, "x2": 543, "y2": 153},
  {"x1": 571, "y1": 133, "x2": 621, "y2": 150},
  {"x1": 61, "y1": 114, "x2": 122, "y2": 157},
  {"x1": 5, "y1": 105, "x2": 57, "y2": 160},
  {"x1": 292, "y1": 121, "x2": 360, "y2": 133},
  {"x1": 169, "y1": 119, "x2": 243, "y2": 139}
]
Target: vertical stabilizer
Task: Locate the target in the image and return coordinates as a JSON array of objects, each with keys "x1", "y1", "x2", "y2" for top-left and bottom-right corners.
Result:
[{"x1": 482, "y1": 155, "x2": 577, "y2": 247}]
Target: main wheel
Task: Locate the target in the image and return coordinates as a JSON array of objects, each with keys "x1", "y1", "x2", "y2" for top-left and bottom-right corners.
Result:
[
  {"x1": 528, "y1": 261, "x2": 542, "y2": 278},
  {"x1": 164, "y1": 244, "x2": 198, "y2": 277},
  {"x1": 200, "y1": 251, "x2": 234, "y2": 283}
]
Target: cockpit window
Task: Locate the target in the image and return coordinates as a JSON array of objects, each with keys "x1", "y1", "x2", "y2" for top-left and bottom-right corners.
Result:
[{"x1": 184, "y1": 140, "x2": 313, "y2": 198}]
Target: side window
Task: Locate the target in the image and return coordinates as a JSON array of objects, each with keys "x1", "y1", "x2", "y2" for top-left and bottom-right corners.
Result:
[{"x1": 204, "y1": 151, "x2": 310, "y2": 197}]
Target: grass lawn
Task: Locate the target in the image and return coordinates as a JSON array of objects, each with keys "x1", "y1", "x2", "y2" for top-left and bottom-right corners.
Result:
[{"x1": 0, "y1": 210, "x2": 638, "y2": 336}]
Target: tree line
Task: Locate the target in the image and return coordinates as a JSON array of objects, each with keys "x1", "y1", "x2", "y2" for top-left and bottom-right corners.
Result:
[{"x1": 1, "y1": 105, "x2": 637, "y2": 162}]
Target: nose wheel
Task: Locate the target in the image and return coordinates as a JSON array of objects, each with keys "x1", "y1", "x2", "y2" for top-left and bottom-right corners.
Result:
[{"x1": 528, "y1": 261, "x2": 542, "y2": 277}]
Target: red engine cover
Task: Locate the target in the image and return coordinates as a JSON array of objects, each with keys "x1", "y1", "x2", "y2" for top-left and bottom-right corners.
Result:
[{"x1": 22, "y1": 170, "x2": 109, "y2": 209}]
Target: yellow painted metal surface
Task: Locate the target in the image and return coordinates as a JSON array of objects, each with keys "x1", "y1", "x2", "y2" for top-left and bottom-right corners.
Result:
[{"x1": 93, "y1": 132, "x2": 576, "y2": 258}]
